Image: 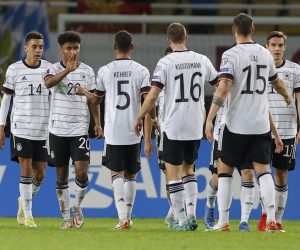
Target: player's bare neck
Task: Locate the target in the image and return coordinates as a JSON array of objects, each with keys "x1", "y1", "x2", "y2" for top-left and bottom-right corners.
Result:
[
  {"x1": 171, "y1": 44, "x2": 187, "y2": 52},
  {"x1": 275, "y1": 58, "x2": 284, "y2": 68},
  {"x1": 25, "y1": 58, "x2": 40, "y2": 67},
  {"x1": 236, "y1": 35, "x2": 253, "y2": 45},
  {"x1": 115, "y1": 52, "x2": 131, "y2": 60}
]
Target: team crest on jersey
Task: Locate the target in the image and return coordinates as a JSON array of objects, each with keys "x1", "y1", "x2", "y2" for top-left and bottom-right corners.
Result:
[
  {"x1": 283, "y1": 71, "x2": 291, "y2": 80},
  {"x1": 221, "y1": 57, "x2": 228, "y2": 66},
  {"x1": 16, "y1": 143, "x2": 22, "y2": 151},
  {"x1": 80, "y1": 72, "x2": 87, "y2": 80}
]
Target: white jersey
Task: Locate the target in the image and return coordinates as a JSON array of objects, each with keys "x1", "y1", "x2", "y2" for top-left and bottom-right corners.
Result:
[
  {"x1": 219, "y1": 43, "x2": 278, "y2": 134},
  {"x1": 152, "y1": 50, "x2": 218, "y2": 140},
  {"x1": 156, "y1": 90, "x2": 165, "y2": 130},
  {"x1": 268, "y1": 60, "x2": 300, "y2": 139},
  {"x1": 95, "y1": 59, "x2": 150, "y2": 145},
  {"x1": 48, "y1": 62, "x2": 96, "y2": 137},
  {"x1": 2, "y1": 60, "x2": 51, "y2": 140},
  {"x1": 213, "y1": 106, "x2": 225, "y2": 141}
]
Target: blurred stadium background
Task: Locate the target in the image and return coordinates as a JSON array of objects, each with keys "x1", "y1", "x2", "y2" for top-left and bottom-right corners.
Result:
[{"x1": 0, "y1": 0, "x2": 300, "y2": 221}]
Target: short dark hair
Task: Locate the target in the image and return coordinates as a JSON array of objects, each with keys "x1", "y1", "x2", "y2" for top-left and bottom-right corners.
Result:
[
  {"x1": 58, "y1": 31, "x2": 81, "y2": 46},
  {"x1": 167, "y1": 23, "x2": 186, "y2": 43},
  {"x1": 115, "y1": 30, "x2": 132, "y2": 53},
  {"x1": 266, "y1": 31, "x2": 287, "y2": 44},
  {"x1": 233, "y1": 13, "x2": 253, "y2": 37},
  {"x1": 165, "y1": 47, "x2": 173, "y2": 55},
  {"x1": 25, "y1": 31, "x2": 43, "y2": 44}
]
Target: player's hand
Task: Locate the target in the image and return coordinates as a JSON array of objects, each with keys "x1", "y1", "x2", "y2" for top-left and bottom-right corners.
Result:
[
  {"x1": 274, "y1": 136, "x2": 283, "y2": 153},
  {"x1": 0, "y1": 126, "x2": 5, "y2": 150},
  {"x1": 94, "y1": 124, "x2": 104, "y2": 139},
  {"x1": 134, "y1": 118, "x2": 143, "y2": 136},
  {"x1": 205, "y1": 120, "x2": 214, "y2": 142},
  {"x1": 75, "y1": 86, "x2": 87, "y2": 96},
  {"x1": 296, "y1": 130, "x2": 300, "y2": 144},
  {"x1": 153, "y1": 122, "x2": 161, "y2": 135},
  {"x1": 144, "y1": 141, "x2": 153, "y2": 159},
  {"x1": 285, "y1": 95, "x2": 292, "y2": 106},
  {"x1": 66, "y1": 54, "x2": 78, "y2": 73}
]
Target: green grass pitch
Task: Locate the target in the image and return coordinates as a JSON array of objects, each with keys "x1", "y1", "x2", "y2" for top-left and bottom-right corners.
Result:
[{"x1": 0, "y1": 218, "x2": 299, "y2": 250}]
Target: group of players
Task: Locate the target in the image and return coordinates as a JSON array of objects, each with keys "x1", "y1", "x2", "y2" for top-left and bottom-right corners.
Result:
[{"x1": 0, "y1": 12, "x2": 299, "y2": 232}]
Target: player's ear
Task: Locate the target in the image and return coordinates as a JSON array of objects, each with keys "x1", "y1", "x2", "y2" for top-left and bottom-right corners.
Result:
[
  {"x1": 113, "y1": 43, "x2": 117, "y2": 51},
  {"x1": 231, "y1": 25, "x2": 235, "y2": 35},
  {"x1": 167, "y1": 37, "x2": 171, "y2": 46},
  {"x1": 130, "y1": 44, "x2": 133, "y2": 51},
  {"x1": 251, "y1": 25, "x2": 255, "y2": 34}
]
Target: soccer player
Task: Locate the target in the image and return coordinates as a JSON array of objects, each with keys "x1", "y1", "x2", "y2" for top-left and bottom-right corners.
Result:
[
  {"x1": 0, "y1": 31, "x2": 52, "y2": 228},
  {"x1": 205, "y1": 106, "x2": 283, "y2": 231},
  {"x1": 257, "y1": 31, "x2": 300, "y2": 232},
  {"x1": 135, "y1": 23, "x2": 218, "y2": 231},
  {"x1": 77, "y1": 30, "x2": 150, "y2": 229},
  {"x1": 205, "y1": 13, "x2": 291, "y2": 232},
  {"x1": 44, "y1": 31, "x2": 102, "y2": 229},
  {"x1": 144, "y1": 46, "x2": 177, "y2": 229}
]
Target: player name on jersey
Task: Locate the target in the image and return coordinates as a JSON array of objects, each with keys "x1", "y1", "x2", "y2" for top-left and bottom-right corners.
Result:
[{"x1": 114, "y1": 71, "x2": 132, "y2": 77}]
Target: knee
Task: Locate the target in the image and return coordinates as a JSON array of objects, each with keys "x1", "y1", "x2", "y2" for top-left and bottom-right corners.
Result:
[{"x1": 75, "y1": 172, "x2": 88, "y2": 183}]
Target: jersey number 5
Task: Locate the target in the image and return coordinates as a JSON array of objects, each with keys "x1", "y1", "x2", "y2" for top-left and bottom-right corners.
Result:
[
  {"x1": 116, "y1": 80, "x2": 130, "y2": 110},
  {"x1": 175, "y1": 72, "x2": 202, "y2": 103}
]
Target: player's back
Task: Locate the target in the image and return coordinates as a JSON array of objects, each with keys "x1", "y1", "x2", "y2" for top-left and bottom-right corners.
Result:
[
  {"x1": 97, "y1": 59, "x2": 150, "y2": 145},
  {"x1": 153, "y1": 50, "x2": 217, "y2": 140},
  {"x1": 220, "y1": 43, "x2": 277, "y2": 135}
]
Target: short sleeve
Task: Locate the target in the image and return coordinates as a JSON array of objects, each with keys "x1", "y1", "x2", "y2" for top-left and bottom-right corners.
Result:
[
  {"x1": 219, "y1": 52, "x2": 235, "y2": 81},
  {"x1": 140, "y1": 67, "x2": 151, "y2": 94},
  {"x1": 268, "y1": 52, "x2": 278, "y2": 81},
  {"x1": 95, "y1": 68, "x2": 105, "y2": 97},
  {"x1": 293, "y1": 64, "x2": 300, "y2": 90},
  {"x1": 87, "y1": 68, "x2": 96, "y2": 91},
  {"x1": 2, "y1": 66, "x2": 16, "y2": 94},
  {"x1": 205, "y1": 57, "x2": 218, "y2": 86},
  {"x1": 151, "y1": 59, "x2": 167, "y2": 90}
]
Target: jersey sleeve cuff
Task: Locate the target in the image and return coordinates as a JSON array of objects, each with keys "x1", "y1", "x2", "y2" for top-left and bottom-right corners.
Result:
[
  {"x1": 141, "y1": 86, "x2": 151, "y2": 94},
  {"x1": 269, "y1": 73, "x2": 278, "y2": 82},
  {"x1": 94, "y1": 89, "x2": 105, "y2": 97},
  {"x1": 219, "y1": 73, "x2": 233, "y2": 81},
  {"x1": 1, "y1": 86, "x2": 14, "y2": 95},
  {"x1": 209, "y1": 76, "x2": 219, "y2": 86},
  {"x1": 151, "y1": 81, "x2": 164, "y2": 90}
]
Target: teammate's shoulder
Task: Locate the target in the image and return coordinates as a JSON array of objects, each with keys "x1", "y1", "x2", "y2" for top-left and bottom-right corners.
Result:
[
  {"x1": 40, "y1": 59, "x2": 53, "y2": 67},
  {"x1": 79, "y1": 62, "x2": 94, "y2": 71},
  {"x1": 131, "y1": 60, "x2": 149, "y2": 72},
  {"x1": 8, "y1": 60, "x2": 23, "y2": 70},
  {"x1": 284, "y1": 59, "x2": 300, "y2": 69}
]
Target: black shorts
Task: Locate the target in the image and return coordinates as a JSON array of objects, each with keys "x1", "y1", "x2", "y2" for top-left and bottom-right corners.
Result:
[
  {"x1": 209, "y1": 140, "x2": 219, "y2": 175},
  {"x1": 219, "y1": 125, "x2": 272, "y2": 167},
  {"x1": 271, "y1": 138, "x2": 296, "y2": 171},
  {"x1": 155, "y1": 134, "x2": 166, "y2": 171},
  {"x1": 10, "y1": 134, "x2": 47, "y2": 162},
  {"x1": 102, "y1": 143, "x2": 141, "y2": 174},
  {"x1": 48, "y1": 133, "x2": 90, "y2": 167},
  {"x1": 209, "y1": 139, "x2": 253, "y2": 175},
  {"x1": 160, "y1": 132, "x2": 200, "y2": 166}
]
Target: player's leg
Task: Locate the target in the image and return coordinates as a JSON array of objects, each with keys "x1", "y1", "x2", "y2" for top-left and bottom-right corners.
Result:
[
  {"x1": 11, "y1": 135, "x2": 36, "y2": 227},
  {"x1": 204, "y1": 140, "x2": 219, "y2": 229},
  {"x1": 272, "y1": 138, "x2": 295, "y2": 232},
  {"x1": 251, "y1": 131, "x2": 276, "y2": 232},
  {"x1": 31, "y1": 139, "x2": 48, "y2": 197},
  {"x1": 156, "y1": 134, "x2": 175, "y2": 227},
  {"x1": 161, "y1": 133, "x2": 188, "y2": 231},
  {"x1": 73, "y1": 160, "x2": 89, "y2": 228},
  {"x1": 71, "y1": 135, "x2": 90, "y2": 229},
  {"x1": 49, "y1": 133, "x2": 72, "y2": 229},
  {"x1": 239, "y1": 168, "x2": 254, "y2": 231},
  {"x1": 214, "y1": 159, "x2": 233, "y2": 231},
  {"x1": 124, "y1": 172, "x2": 136, "y2": 228}
]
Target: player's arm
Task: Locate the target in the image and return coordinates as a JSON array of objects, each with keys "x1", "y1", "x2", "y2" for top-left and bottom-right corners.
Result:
[
  {"x1": 0, "y1": 93, "x2": 12, "y2": 149},
  {"x1": 44, "y1": 56, "x2": 78, "y2": 88},
  {"x1": 271, "y1": 77, "x2": 292, "y2": 106},
  {"x1": 295, "y1": 91, "x2": 300, "y2": 143},
  {"x1": 143, "y1": 112, "x2": 153, "y2": 159},
  {"x1": 269, "y1": 111, "x2": 283, "y2": 153},
  {"x1": 205, "y1": 79, "x2": 232, "y2": 141},
  {"x1": 88, "y1": 101, "x2": 103, "y2": 139},
  {"x1": 75, "y1": 86, "x2": 101, "y2": 104},
  {"x1": 135, "y1": 87, "x2": 161, "y2": 136}
]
